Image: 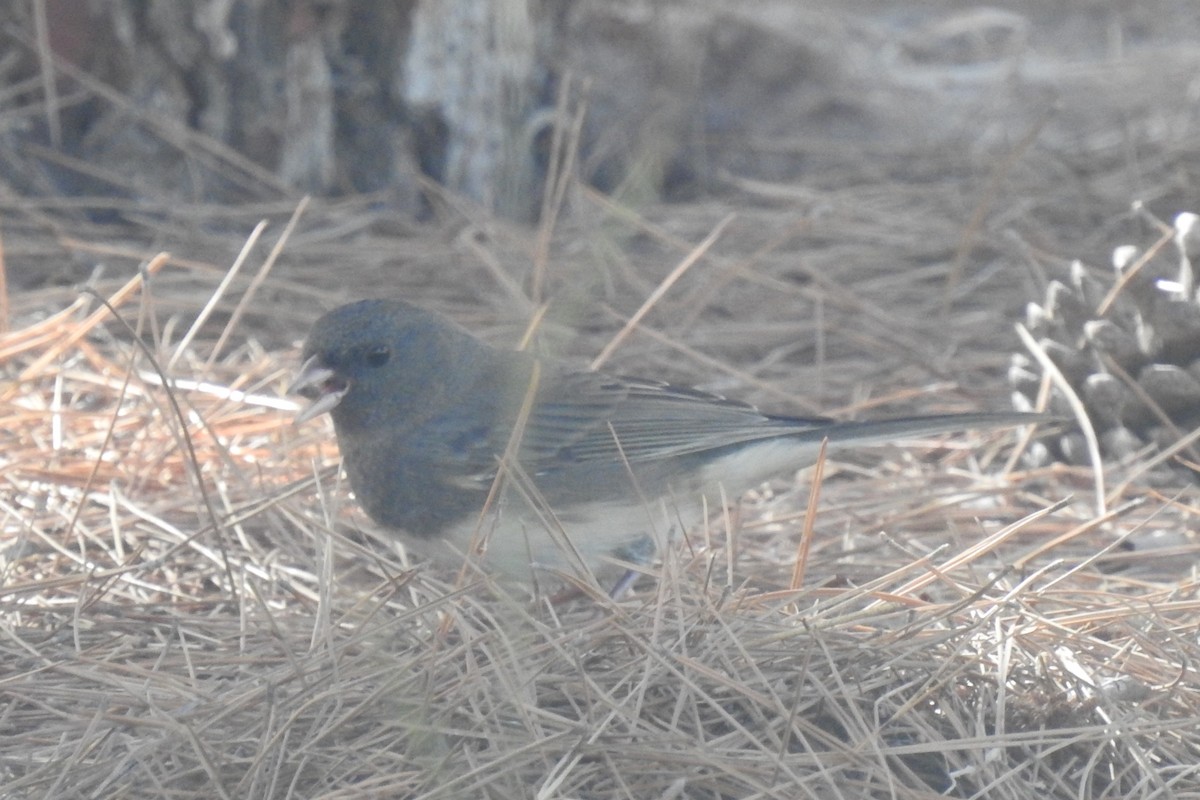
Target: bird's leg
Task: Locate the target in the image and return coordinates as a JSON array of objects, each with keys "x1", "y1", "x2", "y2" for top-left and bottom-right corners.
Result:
[
  {"x1": 608, "y1": 567, "x2": 641, "y2": 599},
  {"x1": 606, "y1": 533, "x2": 658, "y2": 598}
]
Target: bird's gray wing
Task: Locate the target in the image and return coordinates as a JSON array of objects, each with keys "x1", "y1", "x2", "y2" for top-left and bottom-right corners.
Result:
[
  {"x1": 517, "y1": 369, "x2": 833, "y2": 469},
  {"x1": 431, "y1": 358, "x2": 1034, "y2": 489},
  {"x1": 417, "y1": 361, "x2": 818, "y2": 492}
]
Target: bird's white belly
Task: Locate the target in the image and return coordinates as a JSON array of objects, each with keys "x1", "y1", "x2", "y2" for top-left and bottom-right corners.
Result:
[
  {"x1": 399, "y1": 437, "x2": 819, "y2": 584},
  {"x1": 413, "y1": 495, "x2": 679, "y2": 584}
]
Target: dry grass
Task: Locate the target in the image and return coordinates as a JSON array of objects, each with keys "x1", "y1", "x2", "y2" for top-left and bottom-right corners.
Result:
[
  {"x1": 4, "y1": 205, "x2": 1200, "y2": 799},
  {"x1": 6, "y1": 3, "x2": 1200, "y2": 798}
]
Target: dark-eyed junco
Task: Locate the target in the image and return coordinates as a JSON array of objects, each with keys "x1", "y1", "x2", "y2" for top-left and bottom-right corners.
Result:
[{"x1": 290, "y1": 299, "x2": 1037, "y2": 586}]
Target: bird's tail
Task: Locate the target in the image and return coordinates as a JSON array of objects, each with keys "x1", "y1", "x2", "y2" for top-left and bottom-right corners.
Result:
[{"x1": 814, "y1": 411, "x2": 1045, "y2": 449}]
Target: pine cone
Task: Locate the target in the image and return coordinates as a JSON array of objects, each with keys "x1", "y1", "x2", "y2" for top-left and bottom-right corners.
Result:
[{"x1": 1011, "y1": 211, "x2": 1200, "y2": 474}]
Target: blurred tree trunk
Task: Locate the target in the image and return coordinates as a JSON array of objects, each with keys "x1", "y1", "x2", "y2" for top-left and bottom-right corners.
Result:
[
  {"x1": 3, "y1": 0, "x2": 543, "y2": 217},
  {"x1": 404, "y1": 0, "x2": 541, "y2": 217},
  {"x1": 4, "y1": 0, "x2": 729, "y2": 220}
]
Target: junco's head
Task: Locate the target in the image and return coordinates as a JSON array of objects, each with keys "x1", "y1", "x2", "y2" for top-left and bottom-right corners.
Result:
[
  {"x1": 291, "y1": 299, "x2": 1036, "y2": 589},
  {"x1": 292, "y1": 299, "x2": 486, "y2": 428}
]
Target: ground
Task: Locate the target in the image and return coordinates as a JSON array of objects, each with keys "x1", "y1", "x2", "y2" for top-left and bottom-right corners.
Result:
[{"x1": 2, "y1": 2, "x2": 1200, "y2": 798}]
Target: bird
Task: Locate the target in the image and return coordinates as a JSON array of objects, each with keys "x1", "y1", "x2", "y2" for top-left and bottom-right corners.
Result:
[{"x1": 289, "y1": 298, "x2": 1038, "y2": 588}]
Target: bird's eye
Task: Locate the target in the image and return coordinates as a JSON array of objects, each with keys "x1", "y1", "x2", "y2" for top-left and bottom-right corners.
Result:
[{"x1": 365, "y1": 345, "x2": 391, "y2": 368}]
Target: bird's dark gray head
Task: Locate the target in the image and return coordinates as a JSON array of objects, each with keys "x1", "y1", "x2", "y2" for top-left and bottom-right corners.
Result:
[{"x1": 290, "y1": 299, "x2": 484, "y2": 429}]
